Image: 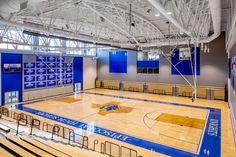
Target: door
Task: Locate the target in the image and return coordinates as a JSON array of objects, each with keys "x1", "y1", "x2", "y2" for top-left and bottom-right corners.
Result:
[
  {"x1": 4, "y1": 91, "x2": 19, "y2": 104},
  {"x1": 74, "y1": 83, "x2": 81, "y2": 92}
]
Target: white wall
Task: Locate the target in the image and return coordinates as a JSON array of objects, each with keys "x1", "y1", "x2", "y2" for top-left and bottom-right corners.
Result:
[
  {"x1": 97, "y1": 34, "x2": 227, "y2": 87},
  {"x1": 23, "y1": 85, "x2": 73, "y2": 101},
  {"x1": 83, "y1": 57, "x2": 97, "y2": 90}
]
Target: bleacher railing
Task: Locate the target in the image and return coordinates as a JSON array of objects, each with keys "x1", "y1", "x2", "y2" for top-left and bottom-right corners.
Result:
[{"x1": 0, "y1": 106, "x2": 141, "y2": 157}]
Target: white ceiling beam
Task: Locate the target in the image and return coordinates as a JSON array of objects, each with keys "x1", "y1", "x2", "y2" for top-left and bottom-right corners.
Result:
[
  {"x1": 84, "y1": 0, "x2": 163, "y2": 37},
  {"x1": 0, "y1": 18, "x2": 120, "y2": 46},
  {"x1": 200, "y1": 0, "x2": 221, "y2": 43},
  {"x1": 148, "y1": 0, "x2": 192, "y2": 38},
  {"x1": 81, "y1": 1, "x2": 140, "y2": 46}
]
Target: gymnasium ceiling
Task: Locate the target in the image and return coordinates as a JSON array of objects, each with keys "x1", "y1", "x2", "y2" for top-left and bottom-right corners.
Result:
[{"x1": 0, "y1": 0, "x2": 228, "y2": 49}]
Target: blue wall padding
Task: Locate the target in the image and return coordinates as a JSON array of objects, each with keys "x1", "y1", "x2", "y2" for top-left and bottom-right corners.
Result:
[
  {"x1": 171, "y1": 47, "x2": 200, "y2": 75},
  {"x1": 109, "y1": 51, "x2": 127, "y2": 73},
  {"x1": 137, "y1": 60, "x2": 159, "y2": 68},
  {"x1": 1, "y1": 53, "x2": 23, "y2": 105},
  {"x1": 73, "y1": 57, "x2": 83, "y2": 90}
]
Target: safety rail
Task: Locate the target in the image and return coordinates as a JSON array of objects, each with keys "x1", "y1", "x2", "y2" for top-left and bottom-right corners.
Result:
[
  {"x1": 99, "y1": 141, "x2": 138, "y2": 157},
  {"x1": 0, "y1": 106, "x2": 141, "y2": 157},
  {"x1": 0, "y1": 107, "x2": 9, "y2": 118},
  {"x1": 108, "y1": 85, "x2": 119, "y2": 90},
  {"x1": 16, "y1": 113, "x2": 29, "y2": 135},
  {"x1": 153, "y1": 89, "x2": 165, "y2": 95},
  {"x1": 128, "y1": 87, "x2": 140, "y2": 92},
  {"x1": 68, "y1": 130, "x2": 89, "y2": 149}
]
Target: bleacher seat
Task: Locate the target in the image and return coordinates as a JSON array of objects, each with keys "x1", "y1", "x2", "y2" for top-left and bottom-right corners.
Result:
[
  {"x1": 123, "y1": 81, "x2": 144, "y2": 92},
  {"x1": 147, "y1": 83, "x2": 173, "y2": 95},
  {"x1": 102, "y1": 80, "x2": 120, "y2": 90},
  {"x1": 0, "y1": 136, "x2": 36, "y2": 157}
]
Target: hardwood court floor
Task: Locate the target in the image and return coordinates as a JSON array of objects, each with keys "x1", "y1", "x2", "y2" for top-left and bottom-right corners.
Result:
[{"x1": 13, "y1": 89, "x2": 236, "y2": 157}]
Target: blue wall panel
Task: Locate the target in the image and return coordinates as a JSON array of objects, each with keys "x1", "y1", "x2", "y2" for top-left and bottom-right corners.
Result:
[
  {"x1": 47, "y1": 81, "x2": 56, "y2": 87},
  {"x1": 137, "y1": 60, "x2": 159, "y2": 68},
  {"x1": 36, "y1": 69, "x2": 46, "y2": 75},
  {"x1": 171, "y1": 47, "x2": 200, "y2": 75},
  {"x1": 109, "y1": 51, "x2": 127, "y2": 73},
  {"x1": 36, "y1": 62, "x2": 46, "y2": 68},
  {"x1": 24, "y1": 83, "x2": 35, "y2": 89},
  {"x1": 24, "y1": 76, "x2": 35, "y2": 82},
  {"x1": 36, "y1": 56, "x2": 46, "y2": 62},
  {"x1": 47, "y1": 56, "x2": 56, "y2": 62},
  {"x1": 57, "y1": 57, "x2": 65, "y2": 62},
  {"x1": 73, "y1": 57, "x2": 83, "y2": 90},
  {"x1": 1, "y1": 53, "x2": 23, "y2": 105},
  {"x1": 24, "y1": 62, "x2": 35, "y2": 68},
  {"x1": 36, "y1": 81, "x2": 46, "y2": 88},
  {"x1": 24, "y1": 69, "x2": 35, "y2": 75}
]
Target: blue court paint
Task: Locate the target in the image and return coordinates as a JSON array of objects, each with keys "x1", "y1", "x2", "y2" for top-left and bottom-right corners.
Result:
[
  {"x1": 199, "y1": 108, "x2": 221, "y2": 157},
  {"x1": 15, "y1": 92, "x2": 221, "y2": 157}
]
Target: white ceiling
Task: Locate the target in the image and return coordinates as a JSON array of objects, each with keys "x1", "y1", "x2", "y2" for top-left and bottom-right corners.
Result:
[{"x1": 0, "y1": 0, "x2": 229, "y2": 49}]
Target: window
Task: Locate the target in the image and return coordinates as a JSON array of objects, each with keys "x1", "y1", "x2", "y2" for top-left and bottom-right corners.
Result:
[
  {"x1": 137, "y1": 51, "x2": 160, "y2": 74},
  {"x1": 4, "y1": 91, "x2": 19, "y2": 104},
  {"x1": 179, "y1": 48, "x2": 191, "y2": 60}
]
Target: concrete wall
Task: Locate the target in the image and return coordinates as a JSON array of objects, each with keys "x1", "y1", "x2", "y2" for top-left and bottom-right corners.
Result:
[
  {"x1": 83, "y1": 57, "x2": 97, "y2": 90},
  {"x1": 97, "y1": 34, "x2": 227, "y2": 87}
]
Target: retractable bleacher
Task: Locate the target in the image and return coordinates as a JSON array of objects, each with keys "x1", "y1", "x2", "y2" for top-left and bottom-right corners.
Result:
[{"x1": 0, "y1": 107, "x2": 141, "y2": 157}]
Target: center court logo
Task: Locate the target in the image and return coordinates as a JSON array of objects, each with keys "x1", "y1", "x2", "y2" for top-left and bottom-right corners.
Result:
[{"x1": 92, "y1": 101, "x2": 133, "y2": 116}]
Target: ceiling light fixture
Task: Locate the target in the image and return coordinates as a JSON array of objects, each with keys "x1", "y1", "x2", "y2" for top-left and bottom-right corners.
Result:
[
  {"x1": 155, "y1": 13, "x2": 160, "y2": 17},
  {"x1": 167, "y1": 11, "x2": 172, "y2": 15}
]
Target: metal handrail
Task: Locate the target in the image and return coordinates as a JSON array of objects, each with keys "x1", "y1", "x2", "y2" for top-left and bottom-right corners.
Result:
[
  {"x1": 30, "y1": 118, "x2": 41, "y2": 135},
  {"x1": 51, "y1": 125, "x2": 60, "y2": 140},
  {"x1": 121, "y1": 146, "x2": 138, "y2": 157},
  {"x1": 0, "y1": 107, "x2": 140, "y2": 157},
  {"x1": 93, "y1": 139, "x2": 99, "y2": 151}
]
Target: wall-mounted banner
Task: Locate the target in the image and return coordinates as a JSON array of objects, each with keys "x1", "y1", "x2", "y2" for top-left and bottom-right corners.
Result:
[
  {"x1": 36, "y1": 81, "x2": 46, "y2": 88},
  {"x1": 48, "y1": 62, "x2": 56, "y2": 68},
  {"x1": 24, "y1": 76, "x2": 35, "y2": 82},
  {"x1": 36, "y1": 62, "x2": 46, "y2": 68},
  {"x1": 47, "y1": 80, "x2": 57, "y2": 87},
  {"x1": 57, "y1": 57, "x2": 65, "y2": 62},
  {"x1": 24, "y1": 62, "x2": 35, "y2": 68},
  {"x1": 24, "y1": 69, "x2": 35, "y2": 75},
  {"x1": 57, "y1": 62, "x2": 65, "y2": 67},
  {"x1": 23, "y1": 55, "x2": 74, "y2": 90},
  {"x1": 24, "y1": 83, "x2": 36, "y2": 89},
  {"x1": 47, "y1": 56, "x2": 56, "y2": 62},
  {"x1": 36, "y1": 75, "x2": 46, "y2": 82},
  {"x1": 36, "y1": 69, "x2": 46, "y2": 75}
]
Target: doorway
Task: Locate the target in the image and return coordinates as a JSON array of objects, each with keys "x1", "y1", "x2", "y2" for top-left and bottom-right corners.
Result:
[{"x1": 4, "y1": 91, "x2": 19, "y2": 104}]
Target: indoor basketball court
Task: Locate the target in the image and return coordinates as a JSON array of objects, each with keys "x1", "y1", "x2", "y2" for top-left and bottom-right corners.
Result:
[{"x1": 0, "y1": 0, "x2": 236, "y2": 157}]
